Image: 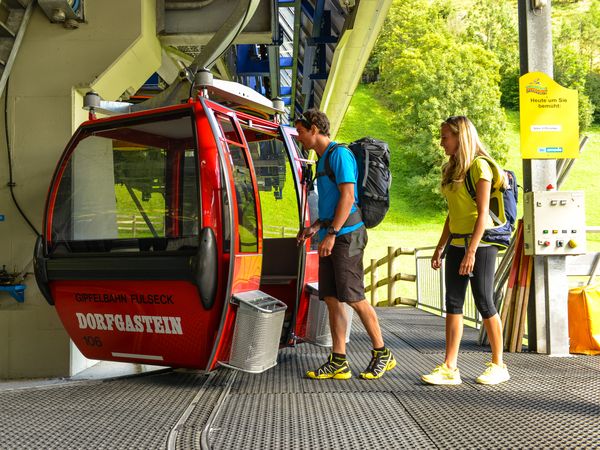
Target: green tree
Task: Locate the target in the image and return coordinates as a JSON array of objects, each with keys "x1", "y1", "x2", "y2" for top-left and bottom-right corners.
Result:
[
  {"x1": 377, "y1": 27, "x2": 508, "y2": 207},
  {"x1": 461, "y1": 0, "x2": 519, "y2": 109},
  {"x1": 581, "y1": 0, "x2": 600, "y2": 71},
  {"x1": 581, "y1": 0, "x2": 600, "y2": 123},
  {"x1": 586, "y1": 72, "x2": 600, "y2": 123},
  {"x1": 554, "y1": 18, "x2": 595, "y2": 130},
  {"x1": 367, "y1": 0, "x2": 453, "y2": 84}
]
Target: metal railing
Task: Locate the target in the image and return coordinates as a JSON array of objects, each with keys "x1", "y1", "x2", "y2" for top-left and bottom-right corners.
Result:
[
  {"x1": 365, "y1": 227, "x2": 599, "y2": 331},
  {"x1": 365, "y1": 245, "x2": 504, "y2": 328},
  {"x1": 117, "y1": 217, "x2": 299, "y2": 239},
  {"x1": 413, "y1": 247, "x2": 503, "y2": 328}
]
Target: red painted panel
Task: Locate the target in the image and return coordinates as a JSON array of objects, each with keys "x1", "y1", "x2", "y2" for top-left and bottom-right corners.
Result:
[{"x1": 52, "y1": 280, "x2": 219, "y2": 369}]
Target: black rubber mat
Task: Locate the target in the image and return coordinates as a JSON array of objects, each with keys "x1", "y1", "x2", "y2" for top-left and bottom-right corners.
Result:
[
  {"x1": 234, "y1": 325, "x2": 452, "y2": 395},
  {"x1": 377, "y1": 306, "x2": 489, "y2": 354},
  {"x1": 175, "y1": 370, "x2": 232, "y2": 450},
  {"x1": 571, "y1": 354, "x2": 600, "y2": 371},
  {"x1": 384, "y1": 320, "x2": 486, "y2": 354}
]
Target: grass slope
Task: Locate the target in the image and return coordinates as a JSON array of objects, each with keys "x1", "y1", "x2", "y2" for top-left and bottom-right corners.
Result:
[
  {"x1": 336, "y1": 84, "x2": 600, "y2": 273},
  {"x1": 336, "y1": 84, "x2": 446, "y2": 270}
]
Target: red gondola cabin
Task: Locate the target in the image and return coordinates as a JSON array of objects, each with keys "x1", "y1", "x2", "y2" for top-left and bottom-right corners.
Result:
[{"x1": 34, "y1": 91, "x2": 321, "y2": 372}]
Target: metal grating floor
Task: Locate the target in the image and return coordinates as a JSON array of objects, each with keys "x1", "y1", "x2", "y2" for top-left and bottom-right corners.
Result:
[
  {"x1": 210, "y1": 392, "x2": 435, "y2": 449},
  {"x1": 0, "y1": 371, "x2": 209, "y2": 449},
  {"x1": 0, "y1": 307, "x2": 598, "y2": 449}
]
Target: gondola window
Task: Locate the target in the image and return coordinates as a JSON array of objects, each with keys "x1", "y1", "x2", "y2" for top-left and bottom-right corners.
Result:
[{"x1": 49, "y1": 113, "x2": 199, "y2": 254}]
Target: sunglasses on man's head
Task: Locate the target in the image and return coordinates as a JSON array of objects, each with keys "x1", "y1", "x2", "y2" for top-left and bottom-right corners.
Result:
[{"x1": 296, "y1": 114, "x2": 312, "y2": 129}]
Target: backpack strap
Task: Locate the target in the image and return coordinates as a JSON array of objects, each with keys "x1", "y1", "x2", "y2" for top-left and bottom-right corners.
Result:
[
  {"x1": 441, "y1": 233, "x2": 474, "y2": 277},
  {"x1": 362, "y1": 147, "x2": 369, "y2": 189},
  {"x1": 315, "y1": 143, "x2": 343, "y2": 182},
  {"x1": 319, "y1": 209, "x2": 363, "y2": 229},
  {"x1": 465, "y1": 156, "x2": 505, "y2": 198},
  {"x1": 465, "y1": 156, "x2": 506, "y2": 227},
  {"x1": 464, "y1": 165, "x2": 477, "y2": 201},
  {"x1": 315, "y1": 143, "x2": 363, "y2": 228},
  {"x1": 441, "y1": 233, "x2": 472, "y2": 258}
]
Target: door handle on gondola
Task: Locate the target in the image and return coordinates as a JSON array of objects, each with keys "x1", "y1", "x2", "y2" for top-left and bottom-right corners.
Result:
[{"x1": 192, "y1": 227, "x2": 218, "y2": 309}]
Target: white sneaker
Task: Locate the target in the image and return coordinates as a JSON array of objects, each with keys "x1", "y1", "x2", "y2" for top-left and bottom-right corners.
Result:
[
  {"x1": 421, "y1": 363, "x2": 462, "y2": 385},
  {"x1": 476, "y1": 362, "x2": 510, "y2": 385}
]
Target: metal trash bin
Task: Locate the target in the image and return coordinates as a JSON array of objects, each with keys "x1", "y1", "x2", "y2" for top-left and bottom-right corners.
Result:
[
  {"x1": 226, "y1": 290, "x2": 287, "y2": 373},
  {"x1": 305, "y1": 283, "x2": 353, "y2": 347}
]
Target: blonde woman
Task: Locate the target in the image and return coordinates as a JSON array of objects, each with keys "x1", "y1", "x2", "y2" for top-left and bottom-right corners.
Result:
[{"x1": 422, "y1": 116, "x2": 510, "y2": 385}]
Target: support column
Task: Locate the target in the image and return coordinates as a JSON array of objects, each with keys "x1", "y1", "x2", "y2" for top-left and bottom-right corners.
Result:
[{"x1": 518, "y1": 0, "x2": 570, "y2": 355}]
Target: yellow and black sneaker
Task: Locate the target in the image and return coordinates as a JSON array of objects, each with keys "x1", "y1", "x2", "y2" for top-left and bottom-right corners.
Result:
[
  {"x1": 306, "y1": 354, "x2": 352, "y2": 380},
  {"x1": 360, "y1": 348, "x2": 396, "y2": 380}
]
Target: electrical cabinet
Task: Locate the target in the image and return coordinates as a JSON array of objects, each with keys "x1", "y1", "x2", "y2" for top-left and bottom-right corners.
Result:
[{"x1": 523, "y1": 191, "x2": 586, "y2": 256}]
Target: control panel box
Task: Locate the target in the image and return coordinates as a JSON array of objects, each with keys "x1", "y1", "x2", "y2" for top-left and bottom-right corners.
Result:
[{"x1": 523, "y1": 191, "x2": 586, "y2": 256}]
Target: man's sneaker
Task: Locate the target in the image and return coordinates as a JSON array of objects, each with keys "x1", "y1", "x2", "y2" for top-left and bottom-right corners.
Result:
[
  {"x1": 421, "y1": 363, "x2": 462, "y2": 385},
  {"x1": 360, "y1": 348, "x2": 396, "y2": 380},
  {"x1": 306, "y1": 354, "x2": 352, "y2": 380},
  {"x1": 476, "y1": 362, "x2": 510, "y2": 385}
]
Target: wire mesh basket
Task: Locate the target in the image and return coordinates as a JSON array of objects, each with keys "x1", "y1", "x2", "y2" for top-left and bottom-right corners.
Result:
[{"x1": 226, "y1": 291, "x2": 287, "y2": 373}]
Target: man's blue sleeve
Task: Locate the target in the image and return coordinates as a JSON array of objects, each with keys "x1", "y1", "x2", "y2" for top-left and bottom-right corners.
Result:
[{"x1": 330, "y1": 147, "x2": 357, "y2": 185}]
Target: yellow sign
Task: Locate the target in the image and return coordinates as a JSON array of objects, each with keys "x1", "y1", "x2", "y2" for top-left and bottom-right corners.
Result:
[{"x1": 519, "y1": 72, "x2": 579, "y2": 159}]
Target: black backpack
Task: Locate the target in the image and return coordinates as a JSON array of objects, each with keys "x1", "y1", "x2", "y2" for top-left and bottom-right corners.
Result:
[
  {"x1": 464, "y1": 156, "x2": 518, "y2": 249},
  {"x1": 319, "y1": 138, "x2": 391, "y2": 228}
]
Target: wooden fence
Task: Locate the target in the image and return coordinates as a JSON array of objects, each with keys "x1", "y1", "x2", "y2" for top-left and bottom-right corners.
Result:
[
  {"x1": 117, "y1": 214, "x2": 164, "y2": 236},
  {"x1": 263, "y1": 225, "x2": 298, "y2": 238},
  {"x1": 364, "y1": 246, "x2": 418, "y2": 308}
]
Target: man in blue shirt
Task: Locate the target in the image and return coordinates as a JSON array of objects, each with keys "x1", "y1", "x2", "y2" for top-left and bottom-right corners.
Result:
[{"x1": 295, "y1": 109, "x2": 395, "y2": 380}]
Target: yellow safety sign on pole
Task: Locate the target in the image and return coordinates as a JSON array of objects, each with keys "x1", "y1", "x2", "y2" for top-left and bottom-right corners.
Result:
[{"x1": 519, "y1": 71, "x2": 579, "y2": 159}]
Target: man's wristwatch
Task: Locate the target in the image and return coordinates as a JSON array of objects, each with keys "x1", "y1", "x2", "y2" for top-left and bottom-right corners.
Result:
[{"x1": 327, "y1": 226, "x2": 339, "y2": 236}]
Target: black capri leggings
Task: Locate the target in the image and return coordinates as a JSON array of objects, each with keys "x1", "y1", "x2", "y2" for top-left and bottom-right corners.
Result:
[{"x1": 445, "y1": 245, "x2": 498, "y2": 319}]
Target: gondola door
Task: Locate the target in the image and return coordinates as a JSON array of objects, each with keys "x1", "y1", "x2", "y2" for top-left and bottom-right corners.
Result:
[
  {"x1": 201, "y1": 99, "x2": 263, "y2": 370},
  {"x1": 281, "y1": 126, "x2": 319, "y2": 340}
]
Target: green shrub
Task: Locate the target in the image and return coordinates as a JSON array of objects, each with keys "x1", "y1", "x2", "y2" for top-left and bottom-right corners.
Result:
[{"x1": 586, "y1": 72, "x2": 600, "y2": 124}]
